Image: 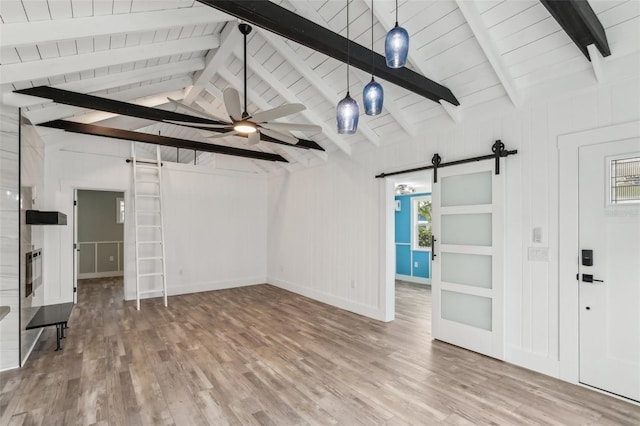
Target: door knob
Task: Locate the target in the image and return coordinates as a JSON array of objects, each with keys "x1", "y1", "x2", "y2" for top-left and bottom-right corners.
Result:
[{"x1": 582, "y1": 274, "x2": 603, "y2": 283}]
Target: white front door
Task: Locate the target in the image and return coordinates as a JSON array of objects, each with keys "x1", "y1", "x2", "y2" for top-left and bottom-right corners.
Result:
[
  {"x1": 578, "y1": 138, "x2": 640, "y2": 402},
  {"x1": 432, "y1": 159, "x2": 505, "y2": 359}
]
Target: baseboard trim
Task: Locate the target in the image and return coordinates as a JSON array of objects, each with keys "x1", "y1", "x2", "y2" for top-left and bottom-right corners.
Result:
[
  {"x1": 78, "y1": 271, "x2": 123, "y2": 280},
  {"x1": 506, "y1": 346, "x2": 560, "y2": 378},
  {"x1": 396, "y1": 274, "x2": 431, "y2": 285},
  {"x1": 124, "y1": 276, "x2": 266, "y2": 301},
  {"x1": 268, "y1": 277, "x2": 385, "y2": 321}
]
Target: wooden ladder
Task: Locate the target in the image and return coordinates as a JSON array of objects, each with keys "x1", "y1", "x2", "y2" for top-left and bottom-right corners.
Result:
[{"x1": 131, "y1": 144, "x2": 168, "y2": 310}]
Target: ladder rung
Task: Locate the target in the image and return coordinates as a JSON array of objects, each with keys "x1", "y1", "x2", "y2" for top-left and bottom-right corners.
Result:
[
  {"x1": 136, "y1": 164, "x2": 160, "y2": 169},
  {"x1": 140, "y1": 256, "x2": 163, "y2": 261},
  {"x1": 137, "y1": 210, "x2": 160, "y2": 214},
  {"x1": 138, "y1": 240, "x2": 162, "y2": 244},
  {"x1": 136, "y1": 194, "x2": 160, "y2": 198},
  {"x1": 138, "y1": 179, "x2": 159, "y2": 183},
  {"x1": 140, "y1": 289, "x2": 164, "y2": 295},
  {"x1": 139, "y1": 272, "x2": 163, "y2": 277},
  {"x1": 138, "y1": 225, "x2": 161, "y2": 228}
]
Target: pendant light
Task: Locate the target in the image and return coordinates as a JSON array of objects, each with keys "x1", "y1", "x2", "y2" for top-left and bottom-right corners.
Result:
[
  {"x1": 363, "y1": 0, "x2": 384, "y2": 115},
  {"x1": 336, "y1": 0, "x2": 359, "y2": 134},
  {"x1": 385, "y1": 0, "x2": 409, "y2": 68}
]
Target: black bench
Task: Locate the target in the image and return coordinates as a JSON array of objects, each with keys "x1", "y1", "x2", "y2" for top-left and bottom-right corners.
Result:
[{"x1": 26, "y1": 302, "x2": 73, "y2": 351}]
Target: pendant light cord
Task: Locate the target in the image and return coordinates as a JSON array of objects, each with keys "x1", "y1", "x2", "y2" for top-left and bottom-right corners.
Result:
[
  {"x1": 395, "y1": 0, "x2": 399, "y2": 26},
  {"x1": 371, "y1": 0, "x2": 374, "y2": 77},
  {"x1": 346, "y1": 0, "x2": 350, "y2": 92}
]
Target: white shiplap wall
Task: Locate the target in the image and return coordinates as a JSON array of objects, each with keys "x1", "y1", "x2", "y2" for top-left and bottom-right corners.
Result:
[
  {"x1": 0, "y1": 105, "x2": 20, "y2": 371},
  {"x1": 42, "y1": 134, "x2": 268, "y2": 305},
  {"x1": 266, "y1": 71, "x2": 640, "y2": 377}
]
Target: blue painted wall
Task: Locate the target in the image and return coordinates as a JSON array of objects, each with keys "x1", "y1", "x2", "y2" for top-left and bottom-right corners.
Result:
[{"x1": 395, "y1": 193, "x2": 431, "y2": 280}]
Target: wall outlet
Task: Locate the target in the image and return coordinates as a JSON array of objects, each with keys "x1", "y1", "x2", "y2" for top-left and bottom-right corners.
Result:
[
  {"x1": 109, "y1": 256, "x2": 114, "y2": 261},
  {"x1": 528, "y1": 247, "x2": 549, "y2": 262},
  {"x1": 414, "y1": 261, "x2": 419, "y2": 268}
]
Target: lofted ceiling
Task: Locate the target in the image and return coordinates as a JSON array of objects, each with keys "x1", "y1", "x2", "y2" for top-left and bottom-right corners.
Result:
[{"x1": 1, "y1": 0, "x2": 639, "y2": 171}]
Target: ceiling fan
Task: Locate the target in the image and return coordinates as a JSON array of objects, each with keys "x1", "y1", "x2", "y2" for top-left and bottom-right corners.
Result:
[{"x1": 166, "y1": 23, "x2": 321, "y2": 146}]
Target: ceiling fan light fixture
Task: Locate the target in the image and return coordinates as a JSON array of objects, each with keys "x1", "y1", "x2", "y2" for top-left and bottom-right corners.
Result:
[
  {"x1": 385, "y1": 0, "x2": 409, "y2": 68},
  {"x1": 233, "y1": 120, "x2": 257, "y2": 134}
]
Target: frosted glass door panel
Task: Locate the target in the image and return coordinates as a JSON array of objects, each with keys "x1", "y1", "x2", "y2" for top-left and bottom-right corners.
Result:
[
  {"x1": 441, "y1": 253, "x2": 492, "y2": 288},
  {"x1": 442, "y1": 290, "x2": 492, "y2": 331},
  {"x1": 441, "y1": 213, "x2": 492, "y2": 246},
  {"x1": 441, "y1": 171, "x2": 492, "y2": 207}
]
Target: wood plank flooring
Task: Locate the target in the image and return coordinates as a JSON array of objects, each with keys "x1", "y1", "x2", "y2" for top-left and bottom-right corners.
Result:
[{"x1": 1, "y1": 278, "x2": 639, "y2": 425}]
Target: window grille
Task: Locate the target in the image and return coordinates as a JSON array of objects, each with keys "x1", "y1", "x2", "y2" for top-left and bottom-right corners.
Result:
[{"x1": 611, "y1": 157, "x2": 640, "y2": 204}]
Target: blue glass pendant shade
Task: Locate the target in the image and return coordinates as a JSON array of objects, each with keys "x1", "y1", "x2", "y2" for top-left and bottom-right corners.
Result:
[
  {"x1": 385, "y1": 23, "x2": 409, "y2": 68},
  {"x1": 336, "y1": 92, "x2": 359, "y2": 134},
  {"x1": 363, "y1": 77, "x2": 384, "y2": 116}
]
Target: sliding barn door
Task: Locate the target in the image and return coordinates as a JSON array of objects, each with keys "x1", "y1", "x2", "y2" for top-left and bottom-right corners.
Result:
[{"x1": 431, "y1": 160, "x2": 505, "y2": 359}]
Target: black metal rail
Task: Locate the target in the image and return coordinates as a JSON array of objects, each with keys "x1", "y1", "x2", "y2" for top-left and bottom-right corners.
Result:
[{"x1": 375, "y1": 140, "x2": 517, "y2": 182}]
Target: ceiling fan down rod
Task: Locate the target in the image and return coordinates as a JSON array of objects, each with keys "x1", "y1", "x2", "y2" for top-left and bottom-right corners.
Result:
[{"x1": 239, "y1": 23, "x2": 252, "y2": 117}]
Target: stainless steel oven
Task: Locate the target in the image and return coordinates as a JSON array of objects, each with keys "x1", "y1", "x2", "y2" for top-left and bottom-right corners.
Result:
[{"x1": 25, "y1": 249, "x2": 42, "y2": 298}]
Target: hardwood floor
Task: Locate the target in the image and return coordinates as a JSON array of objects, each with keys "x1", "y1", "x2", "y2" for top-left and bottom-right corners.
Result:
[{"x1": 1, "y1": 278, "x2": 638, "y2": 425}]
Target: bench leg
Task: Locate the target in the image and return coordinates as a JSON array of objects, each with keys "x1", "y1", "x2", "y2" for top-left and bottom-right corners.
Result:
[{"x1": 55, "y1": 324, "x2": 62, "y2": 351}]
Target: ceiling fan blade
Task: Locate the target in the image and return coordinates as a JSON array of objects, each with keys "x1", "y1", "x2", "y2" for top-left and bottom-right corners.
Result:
[
  {"x1": 260, "y1": 122, "x2": 322, "y2": 133},
  {"x1": 166, "y1": 98, "x2": 209, "y2": 118},
  {"x1": 167, "y1": 97, "x2": 231, "y2": 123},
  {"x1": 206, "y1": 131, "x2": 239, "y2": 139},
  {"x1": 250, "y1": 104, "x2": 306, "y2": 123},
  {"x1": 248, "y1": 131, "x2": 260, "y2": 146},
  {"x1": 223, "y1": 87, "x2": 243, "y2": 121},
  {"x1": 260, "y1": 128, "x2": 298, "y2": 145},
  {"x1": 164, "y1": 120, "x2": 231, "y2": 129}
]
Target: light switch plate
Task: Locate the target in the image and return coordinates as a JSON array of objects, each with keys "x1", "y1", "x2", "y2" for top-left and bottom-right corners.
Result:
[{"x1": 528, "y1": 247, "x2": 549, "y2": 262}]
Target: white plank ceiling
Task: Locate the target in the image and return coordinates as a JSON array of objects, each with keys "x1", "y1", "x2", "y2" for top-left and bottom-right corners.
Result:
[{"x1": 1, "y1": 0, "x2": 639, "y2": 170}]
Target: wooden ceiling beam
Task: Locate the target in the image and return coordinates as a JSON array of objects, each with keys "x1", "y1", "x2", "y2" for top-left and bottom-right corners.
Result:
[
  {"x1": 38, "y1": 120, "x2": 288, "y2": 163},
  {"x1": 2, "y1": 36, "x2": 219, "y2": 85},
  {"x1": 1, "y1": 7, "x2": 228, "y2": 48},
  {"x1": 540, "y1": 0, "x2": 611, "y2": 60},
  {"x1": 197, "y1": 0, "x2": 459, "y2": 106}
]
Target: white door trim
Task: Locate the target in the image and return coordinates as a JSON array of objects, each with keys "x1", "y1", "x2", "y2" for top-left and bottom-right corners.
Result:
[{"x1": 558, "y1": 120, "x2": 640, "y2": 384}]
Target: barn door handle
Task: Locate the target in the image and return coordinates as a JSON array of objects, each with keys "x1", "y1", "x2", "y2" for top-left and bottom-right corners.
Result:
[{"x1": 431, "y1": 237, "x2": 437, "y2": 260}]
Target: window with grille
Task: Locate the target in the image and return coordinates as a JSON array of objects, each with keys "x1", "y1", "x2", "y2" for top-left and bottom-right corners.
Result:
[{"x1": 610, "y1": 157, "x2": 640, "y2": 204}]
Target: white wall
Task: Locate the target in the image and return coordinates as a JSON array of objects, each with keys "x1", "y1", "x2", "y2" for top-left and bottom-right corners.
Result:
[
  {"x1": 20, "y1": 120, "x2": 45, "y2": 365},
  {"x1": 266, "y1": 72, "x2": 640, "y2": 378},
  {"x1": 43, "y1": 134, "x2": 267, "y2": 304},
  {"x1": 0, "y1": 105, "x2": 20, "y2": 370}
]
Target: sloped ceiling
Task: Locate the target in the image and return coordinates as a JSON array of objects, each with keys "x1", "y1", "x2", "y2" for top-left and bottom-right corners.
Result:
[{"x1": 1, "y1": 0, "x2": 639, "y2": 170}]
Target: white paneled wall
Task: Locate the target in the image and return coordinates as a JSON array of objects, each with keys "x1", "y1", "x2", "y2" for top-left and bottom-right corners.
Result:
[
  {"x1": 266, "y1": 74, "x2": 640, "y2": 377},
  {"x1": 20, "y1": 121, "x2": 45, "y2": 365},
  {"x1": 43, "y1": 136, "x2": 267, "y2": 305},
  {"x1": 0, "y1": 105, "x2": 20, "y2": 370}
]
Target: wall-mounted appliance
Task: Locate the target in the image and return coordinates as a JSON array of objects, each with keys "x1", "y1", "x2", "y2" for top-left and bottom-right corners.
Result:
[{"x1": 25, "y1": 249, "x2": 42, "y2": 298}]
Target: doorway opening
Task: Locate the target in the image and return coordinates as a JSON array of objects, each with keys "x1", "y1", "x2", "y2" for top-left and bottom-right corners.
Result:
[
  {"x1": 384, "y1": 171, "x2": 432, "y2": 321},
  {"x1": 74, "y1": 189, "x2": 126, "y2": 303}
]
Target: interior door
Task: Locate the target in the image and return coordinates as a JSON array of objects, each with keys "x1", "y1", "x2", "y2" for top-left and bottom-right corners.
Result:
[
  {"x1": 73, "y1": 190, "x2": 78, "y2": 304},
  {"x1": 432, "y1": 160, "x2": 504, "y2": 359},
  {"x1": 578, "y1": 138, "x2": 640, "y2": 402}
]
